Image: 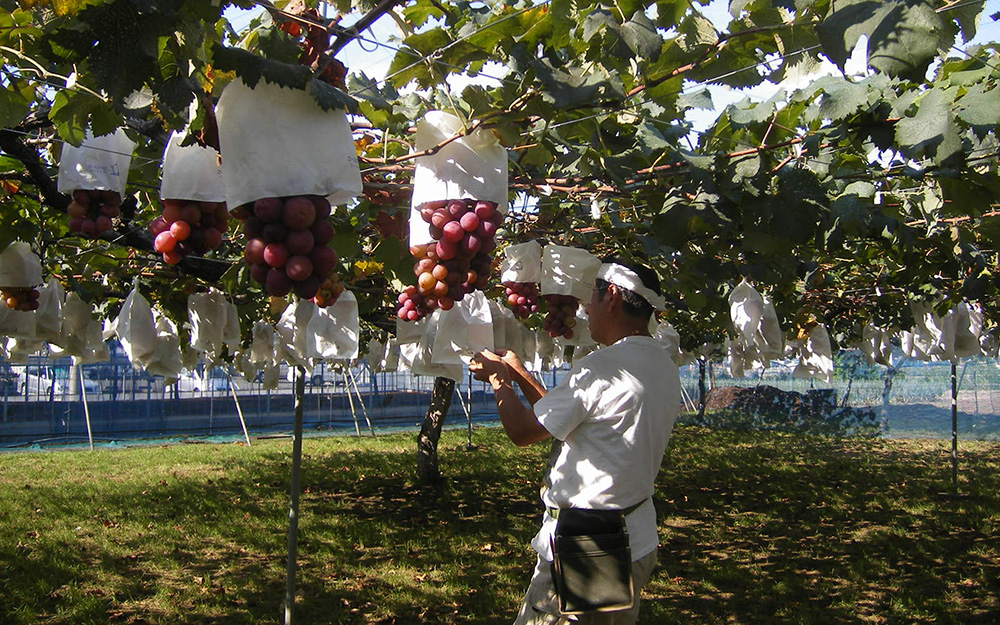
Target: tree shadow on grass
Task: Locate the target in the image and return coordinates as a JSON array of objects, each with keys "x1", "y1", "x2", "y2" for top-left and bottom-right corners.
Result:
[
  {"x1": 641, "y1": 428, "x2": 1000, "y2": 624},
  {"x1": 0, "y1": 432, "x2": 545, "y2": 625}
]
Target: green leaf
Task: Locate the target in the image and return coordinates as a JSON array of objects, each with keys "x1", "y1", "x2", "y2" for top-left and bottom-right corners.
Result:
[
  {"x1": 732, "y1": 154, "x2": 760, "y2": 180},
  {"x1": 676, "y1": 12, "x2": 716, "y2": 53},
  {"x1": 0, "y1": 9, "x2": 42, "y2": 47},
  {"x1": 256, "y1": 25, "x2": 302, "y2": 64},
  {"x1": 402, "y1": 0, "x2": 446, "y2": 29},
  {"x1": 0, "y1": 86, "x2": 30, "y2": 128},
  {"x1": 532, "y1": 60, "x2": 607, "y2": 108},
  {"x1": 677, "y1": 87, "x2": 713, "y2": 111},
  {"x1": 895, "y1": 87, "x2": 963, "y2": 166},
  {"x1": 583, "y1": 9, "x2": 618, "y2": 43},
  {"x1": 621, "y1": 10, "x2": 661, "y2": 61},
  {"x1": 49, "y1": 90, "x2": 93, "y2": 145},
  {"x1": 742, "y1": 231, "x2": 792, "y2": 255},
  {"x1": 955, "y1": 83, "x2": 1000, "y2": 137},
  {"x1": 816, "y1": 0, "x2": 948, "y2": 81},
  {"x1": 729, "y1": 90, "x2": 785, "y2": 126},
  {"x1": 802, "y1": 76, "x2": 869, "y2": 123},
  {"x1": 308, "y1": 79, "x2": 358, "y2": 114},
  {"x1": 947, "y1": 0, "x2": 983, "y2": 43},
  {"x1": 212, "y1": 45, "x2": 355, "y2": 112}
]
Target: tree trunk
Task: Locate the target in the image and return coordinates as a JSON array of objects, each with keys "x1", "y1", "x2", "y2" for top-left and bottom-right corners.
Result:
[{"x1": 416, "y1": 376, "x2": 455, "y2": 485}]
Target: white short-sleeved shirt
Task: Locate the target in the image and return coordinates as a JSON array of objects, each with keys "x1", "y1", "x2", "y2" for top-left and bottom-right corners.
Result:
[{"x1": 530, "y1": 335, "x2": 680, "y2": 561}]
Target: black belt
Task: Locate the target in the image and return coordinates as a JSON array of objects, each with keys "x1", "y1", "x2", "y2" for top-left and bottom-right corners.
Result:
[{"x1": 546, "y1": 497, "x2": 649, "y2": 520}]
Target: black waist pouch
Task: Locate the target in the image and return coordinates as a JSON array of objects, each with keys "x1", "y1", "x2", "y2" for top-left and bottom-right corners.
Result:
[{"x1": 551, "y1": 508, "x2": 634, "y2": 615}]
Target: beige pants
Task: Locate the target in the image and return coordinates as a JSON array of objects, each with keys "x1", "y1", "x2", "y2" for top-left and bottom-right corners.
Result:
[{"x1": 512, "y1": 550, "x2": 658, "y2": 625}]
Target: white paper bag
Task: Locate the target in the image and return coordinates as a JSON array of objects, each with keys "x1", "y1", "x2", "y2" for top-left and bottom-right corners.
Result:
[
  {"x1": 729, "y1": 280, "x2": 764, "y2": 342},
  {"x1": 366, "y1": 338, "x2": 387, "y2": 373},
  {"x1": 0, "y1": 306, "x2": 35, "y2": 340},
  {"x1": 275, "y1": 299, "x2": 317, "y2": 367},
  {"x1": 160, "y1": 132, "x2": 226, "y2": 202},
  {"x1": 250, "y1": 321, "x2": 278, "y2": 365},
  {"x1": 909, "y1": 302, "x2": 948, "y2": 361},
  {"x1": 187, "y1": 290, "x2": 240, "y2": 358},
  {"x1": 431, "y1": 291, "x2": 494, "y2": 365},
  {"x1": 0, "y1": 242, "x2": 42, "y2": 288},
  {"x1": 144, "y1": 311, "x2": 183, "y2": 379},
  {"x1": 384, "y1": 337, "x2": 401, "y2": 372},
  {"x1": 500, "y1": 241, "x2": 543, "y2": 284},
  {"x1": 57, "y1": 128, "x2": 135, "y2": 196},
  {"x1": 400, "y1": 311, "x2": 463, "y2": 381},
  {"x1": 52, "y1": 292, "x2": 108, "y2": 364},
  {"x1": 950, "y1": 302, "x2": 982, "y2": 359},
  {"x1": 534, "y1": 330, "x2": 555, "y2": 370},
  {"x1": 306, "y1": 290, "x2": 359, "y2": 360},
  {"x1": 541, "y1": 245, "x2": 601, "y2": 302},
  {"x1": 860, "y1": 324, "x2": 893, "y2": 366},
  {"x1": 112, "y1": 285, "x2": 158, "y2": 368},
  {"x1": 408, "y1": 110, "x2": 508, "y2": 245},
  {"x1": 654, "y1": 320, "x2": 682, "y2": 364},
  {"x1": 215, "y1": 79, "x2": 361, "y2": 209},
  {"x1": 792, "y1": 323, "x2": 833, "y2": 382},
  {"x1": 34, "y1": 278, "x2": 64, "y2": 345}
]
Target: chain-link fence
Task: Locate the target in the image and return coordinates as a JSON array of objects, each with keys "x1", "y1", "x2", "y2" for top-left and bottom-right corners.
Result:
[{"x1": 2, "y1": 350, "x2": 997, "y2": 448}]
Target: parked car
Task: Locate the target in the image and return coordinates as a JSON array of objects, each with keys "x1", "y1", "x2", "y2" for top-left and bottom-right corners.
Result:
[
  {"x1": 17, "y1": 368, "x2": 64, "y2": 396},
  {"x1": 12, "y1": 365, "x2": 99, "y2": 396},
  {"x1": 174, "y1": 367, "x2": 230, "y2": 393}
]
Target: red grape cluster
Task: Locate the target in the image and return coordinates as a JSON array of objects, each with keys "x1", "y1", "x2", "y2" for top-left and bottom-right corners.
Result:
[
  {"x1": 503, "y1": 281, "x2": 540, "y2": 319},
  {"x1": 313, "y1": 273, "x2": 345, "y2": 308},
  {"x1": 67, "y1": 189, "x2": 121, "y2": 238},
  {"x1": 237, "y1": 195, "x2": 340, "y2": 301},
  {"x1": 542, "y1": 294, "x2": 579, "y2": 339},
  {"x1": 2, "y1": 286, "x2": 39, "y2": 311},
  {"x1": 149, "y1": 199, "x2": 230, "y2": 265},
  {"x1": 397, "y1": 199, "x2": 502, "y2": 322}
]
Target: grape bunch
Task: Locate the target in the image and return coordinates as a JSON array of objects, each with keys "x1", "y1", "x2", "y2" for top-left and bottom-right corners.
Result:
[
  {"x1": 312, "y1": 273, "x2": 345, "y2": 308},
  {"x1": 66, "y1": 189, "x2": 121, "y2": 238},
  {"x1": 1, "y1": 286, "x2": 39, "y2": 311},
  {"x1": 238, "y1": 195, "x2": 341, "y2": 303},
  {"x1": 397, "y1": 199, "x2": 501, "y2": 322},
  {"x1": 541, "y1": 294, "x2": 579, "y2": 339},
  {"x1": 503, "y1": 281, "x2": 540, "y2": 319},
  {"x1": 148, "y1": 199, "x2": 230, "y2": 265}
]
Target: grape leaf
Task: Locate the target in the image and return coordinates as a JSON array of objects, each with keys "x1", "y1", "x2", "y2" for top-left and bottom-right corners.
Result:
[
  {"x1": 0, "y1": 86, "x2": 30, "y2": 128},
  {"x1": 802, "y1": 76, "x2": 868, "y2": 123},
  {"x1": 621, "y1": 10, "x2": 661, "y2": 61},
  {"x1": 955, "y1": 83, "x2": 1000, "y2": 137},
  {"x1": 677, "y1": 87, "x2": 713, "y2": 111},
  {"x1": 895, "y1": 87, "x2": 963, "y2": 166},
  {"x1": 817, "y1": 0, "x2": 948, "y2": 81}
]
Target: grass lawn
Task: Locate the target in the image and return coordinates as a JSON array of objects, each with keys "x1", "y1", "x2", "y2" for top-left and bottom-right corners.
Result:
[{"x1": 1, "y1": 426, "x2": 998, "y2": 624}]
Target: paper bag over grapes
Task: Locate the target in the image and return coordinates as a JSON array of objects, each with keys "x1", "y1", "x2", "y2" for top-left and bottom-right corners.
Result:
[
  {"x1": 398, "y1": 111, "x2": 508, "y2": 323},
  {"x1": 148, "y1": 133, "x2": 230, "y2": 265},
  {"x1": 56, "y1": 128, "x2": 135, "y2": 239},
  {"x1": 539, "y1": 244, "x2": 601, "y2": 341},
  {"x1": 216, "y1": 79, "x2": 361, "y2": 305}
]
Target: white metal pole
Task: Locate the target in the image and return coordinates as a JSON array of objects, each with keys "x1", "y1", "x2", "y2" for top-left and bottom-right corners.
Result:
[
  {"x1": 284, "y1": 366, "x2": 305, "y2": 625},
  {"x1": 227, "y1": 372, "x2": 251, "y2": 446},
  {"x1": 77, "y1": 365, "x2": 94, "y2": 451},
  {"x1": 346, "y1": 367, "x2": 376, "y2": 437}
]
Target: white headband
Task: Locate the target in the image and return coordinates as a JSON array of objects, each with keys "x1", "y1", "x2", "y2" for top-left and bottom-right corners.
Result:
[{"x1": 596, "y1": 263, "x2": 666, "y2": 311}]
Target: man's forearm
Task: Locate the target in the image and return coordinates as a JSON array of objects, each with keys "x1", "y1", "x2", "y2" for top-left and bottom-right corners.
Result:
[
  {"x1": 490, "y1": 374, "x2": 550, "y2": 446},
  {"x1": 506, "y1": 364, "x2": 546, "y2": 405}
]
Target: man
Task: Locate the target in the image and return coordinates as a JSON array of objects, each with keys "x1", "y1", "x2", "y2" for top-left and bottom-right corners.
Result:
[{"x1": 470, "y1": 257, "x2": 681, "y2": 625}]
